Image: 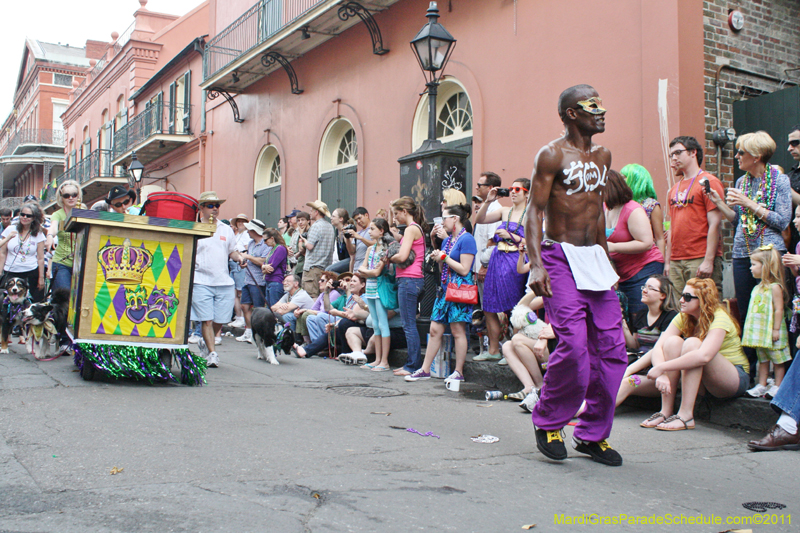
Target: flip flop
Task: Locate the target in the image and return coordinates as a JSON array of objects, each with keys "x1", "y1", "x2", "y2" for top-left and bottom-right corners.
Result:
[
  {"x1": 655, "y1": 415, "x2": 695, "y2": 431},
  {"x1": 361, "y1": 363, "x2": 375, "y2": 369},
  {"x1": 640, "y1": 412, "x2": 668, "y2": 428},
  {"x1": 371, "y1": 365, "x2": 390, "y2": 372},
  {"x1": 393, "y1": 369, "x2": 411, "y2": 376}
]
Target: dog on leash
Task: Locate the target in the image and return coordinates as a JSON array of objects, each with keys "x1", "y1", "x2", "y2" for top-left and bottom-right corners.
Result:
[
  {"x1": 22, "y1": 288, "x2": 70, "y2": 361},
  {"x1": 250, "y1": 307, "x2": 295, "y2": 365},
  {"x1": 1, "y1": 277, "x2": 31, "y2": 353}
]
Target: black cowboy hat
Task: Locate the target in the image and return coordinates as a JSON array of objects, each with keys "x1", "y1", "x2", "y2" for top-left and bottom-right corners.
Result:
[{"x1": 106, "y1": 185, "x2": 136, "y2": 203}]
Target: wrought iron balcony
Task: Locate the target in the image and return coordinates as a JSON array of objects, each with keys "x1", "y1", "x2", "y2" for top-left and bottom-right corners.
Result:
[
  {"x1": 41, "y1": 149, "x2": 123, "y2": 210},
  {"x1": 112, "y1": 102, "x2": 193, "y2": 166},
  {"x1": 202, "y1": 0, "x2": 397, "y2": 94},
  {"x1": 0, "y1": 129, "x2": 66, "y2": 158}
]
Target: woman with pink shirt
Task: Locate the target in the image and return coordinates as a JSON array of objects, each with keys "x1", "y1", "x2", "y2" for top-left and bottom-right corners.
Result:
[
  {"x1": 388, "y1": 196, "x2": 427, "y2": 376},
  {"x1": 605, "y1": 170, "x2": 664, "y2": 319}
]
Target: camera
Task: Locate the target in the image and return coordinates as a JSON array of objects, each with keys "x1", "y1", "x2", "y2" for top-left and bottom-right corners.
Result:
[
  {"x1": 330, "y1": 280, "x2": 341, "y2": 290},
  {"x1": 342, "y1": 223, "x2": 356, "y2": 236},
  {"x1": 495, "y1": 188, "x2": 510, "y2": 197}
]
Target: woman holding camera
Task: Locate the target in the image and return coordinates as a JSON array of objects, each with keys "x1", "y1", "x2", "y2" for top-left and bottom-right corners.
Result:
[
  {"x1": 326, "y1": 208, "x2": 353, "y2": 274},
  {"x1": 474, "y1": 178, "x2": 530, "y2": 362}
]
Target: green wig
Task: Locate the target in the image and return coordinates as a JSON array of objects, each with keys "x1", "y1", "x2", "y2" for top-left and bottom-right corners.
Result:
[{"x1": 620, "y1": 163, "x2": 657, "y2": 204}]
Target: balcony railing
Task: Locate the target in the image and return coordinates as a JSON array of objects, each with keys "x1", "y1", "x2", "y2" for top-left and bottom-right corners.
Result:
[
  {"x1": 41, "y1": 149, "x2": 115, "y2": 205},
  {"x1": 73, "y1": 21, "x2": 134, "y2": 99},
  {"x1": 113, "y1": 102, "x2": 192, "y2": 158},
  {"x1": 0, "y1": 129, "x2": 66, "y2": 157},
  {"x1": 204, "y1": 0, "x2": 325, "y2": 81}
]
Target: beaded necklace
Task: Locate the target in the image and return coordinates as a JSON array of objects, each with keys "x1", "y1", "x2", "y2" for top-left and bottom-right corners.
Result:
[
  {"x1": 741, "y1": 163, "x2": 777, "y2": 254},
  {"x1": 672, "y1": 170, "x2": 702, "y2": 207},
  {"x1": 502, "y1": 203, "x2": 527, "y2": 245},
  {"x1": 14, "y1": 230, "x2": 33, "y2": 263},
  {"x1": 441, "y1": 227, "x2": 466, "y2": 284}
]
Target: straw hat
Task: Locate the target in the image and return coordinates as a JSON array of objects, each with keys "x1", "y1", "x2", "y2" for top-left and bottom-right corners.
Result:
[
  {"x1": 306, "y1": 200, "x2": 331, "y2": 218},
  {"x1": 230, "y1": 213, "x2": 249, "y2": 225},
  {"x1": 198, "y1": 191, "x2": 226, "y2": 205},
  {"x1": 337, "y1": 272, "x2": 353, "y2": 281}
]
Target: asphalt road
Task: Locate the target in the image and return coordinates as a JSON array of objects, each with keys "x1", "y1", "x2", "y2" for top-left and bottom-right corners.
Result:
[{"x1": 1, "y1": 339, "x2": 796, "y2": 532}]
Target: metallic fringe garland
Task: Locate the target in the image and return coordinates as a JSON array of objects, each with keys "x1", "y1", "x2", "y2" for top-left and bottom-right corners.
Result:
[{"x1": 74, "y1": 343, "x2": 207, "y2": 386}]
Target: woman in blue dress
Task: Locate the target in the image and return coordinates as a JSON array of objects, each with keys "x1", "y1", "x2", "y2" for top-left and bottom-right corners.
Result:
[{"x1": 406, "y1": 204, "x2": 476, "y2": 383}]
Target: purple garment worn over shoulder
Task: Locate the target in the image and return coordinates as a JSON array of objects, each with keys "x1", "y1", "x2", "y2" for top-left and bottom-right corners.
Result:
[{"x1": 264, "y1": 246, "x2": 288, "y2": 284}]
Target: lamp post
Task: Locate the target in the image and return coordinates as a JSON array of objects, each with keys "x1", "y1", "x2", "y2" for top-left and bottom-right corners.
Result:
[
  {"x1": 127, "y1": 151, "x2": 144, "y2": 204},
  {"x1": 410, "y1": 1, "x2": 456, "y2": 153},
  {"x1": 398, "y1": 1, "x2": 465, "y2": 327}
]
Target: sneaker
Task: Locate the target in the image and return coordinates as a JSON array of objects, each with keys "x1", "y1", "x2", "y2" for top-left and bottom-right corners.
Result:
[
  {"x1": 228, "y1": 317, "x2": 245, "y2": 328},
  {"x1": 404, "y1": 369, "x2": 431, "y2": 382},
  {"x1": 534, "y1": 425, "x2": 567, "y2": 461},
  {"x1": 215, "y1": 336, "x2": 223, "y2": 345},
  {"x1": 520, "y1": 389, "x2": 540, "y2": 412},
  {"x1": 236, "y1": 331, "x2": 253, "y2": 344},
  {"x1": 746, "y1": 383, "x2": 769, "y2": 398},
  {"x1": 765, "y1": 384, "x2": 780, "y2": 399},
  {"x1": 497, "y1": 357, "x2": 508, "y2": 365},
  {"x1": 572, "y1": 436, "x2": 623, "y2": 466},
  {"x1": 197, "y1": 338, "x2": 210, "y2": 358},
  {"x1": 473, "y1": 352, "x2": 502, "y2": 361},
  {"x1": 339, "y1": 351, "x2": 364, "y2": 365},
  {"x1": 207, "y1": 351, "x2": 220, "y2": 368},
  {"x1": 188, "y1": 334, "x2": 201, "y2": 344},
  {"x1": 767, "y1": 377, "x2": 775, "y2": 387},
  {"x1": 444, "y1": 370, "x2": 464, "y2": 382}
]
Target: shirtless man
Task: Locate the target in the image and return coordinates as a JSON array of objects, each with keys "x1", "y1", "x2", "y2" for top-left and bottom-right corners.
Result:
[{"x1": 525, "y1": 84, "x2": 627, "y2": 467}]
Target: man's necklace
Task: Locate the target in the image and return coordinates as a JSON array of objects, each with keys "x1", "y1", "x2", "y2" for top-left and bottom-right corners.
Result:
[{"x1": 673, "y1": 170, "x2": 702, "y2": 207}]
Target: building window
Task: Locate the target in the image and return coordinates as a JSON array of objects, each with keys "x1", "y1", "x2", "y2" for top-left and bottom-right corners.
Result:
[
  {"x1": 437, "y1": 92, "x2": 472, "y2": 139},
  {"x1": 53, "y1": 73, "x2": 73, "y2": 87},
  {"x1": 337, "y1": 129, "x2": 357, "y2": 166},
  {"x1": 270, "y1": 155, "x2": 281, "y2": 186}
]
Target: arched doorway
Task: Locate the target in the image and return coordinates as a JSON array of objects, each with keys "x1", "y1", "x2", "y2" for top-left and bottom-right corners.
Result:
[
  {"x1": 412, "y1": 77, "x2": 473, "y2": 192},
  {"x1": 318, "y1": 119, "x2": 357, "y2": 215},
  {"x1": 254, "y1": 145, "x2": 281, "y2": 226}
]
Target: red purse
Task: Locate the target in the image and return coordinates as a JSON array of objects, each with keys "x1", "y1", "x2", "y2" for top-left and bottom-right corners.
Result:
[{"x1": 445, "y1": 280, "x2": 479, "y2": 305}]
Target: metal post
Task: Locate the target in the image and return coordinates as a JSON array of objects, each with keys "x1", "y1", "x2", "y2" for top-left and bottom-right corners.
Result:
[{"x1": 426, "y1": 81, "x2": 438, "y2": 142}]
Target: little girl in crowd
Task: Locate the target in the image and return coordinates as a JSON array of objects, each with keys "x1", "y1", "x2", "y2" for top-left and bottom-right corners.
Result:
[
  {"x1": 743, "y1": 245, "x2": 791, "y2": 398},
  {"x1": 357, "y1": 218, "x2": 395, "y2": 372}
]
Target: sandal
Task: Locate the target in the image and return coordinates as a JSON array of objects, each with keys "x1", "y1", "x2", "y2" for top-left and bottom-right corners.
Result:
[
  {"x1": 507, "y1": 390, "x2": 528, "y2": 401},
  {"x1": 371, "y1": 365, "x2": 390, "y2": 372},
  {"x1": 640, "y1": 412, "x2": 667, "y2": 428},
  {"x1": 655, "y1": 414, "x2": 695, "y2": 431},
  {"x1": 361, "y1": 363, "x2": 375, "y2": 369},
  {"x1": 393, "y1": 369, "x2": 411, "y2": 376}
]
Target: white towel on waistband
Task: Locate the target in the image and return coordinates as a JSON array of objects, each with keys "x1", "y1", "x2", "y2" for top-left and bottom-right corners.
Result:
[{"x1": 559, "y1": 242, "x2": 619, "y2": 291}]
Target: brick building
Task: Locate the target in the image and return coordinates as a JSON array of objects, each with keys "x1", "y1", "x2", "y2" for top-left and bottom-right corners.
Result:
[{"x1": 0, "y1": 39, "x2": 99, "y2": 208}]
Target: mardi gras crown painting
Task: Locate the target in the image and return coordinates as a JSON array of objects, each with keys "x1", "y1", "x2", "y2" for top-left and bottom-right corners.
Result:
[{"x1": 97, "y1": 238, "x2": 153, "y2": 285}]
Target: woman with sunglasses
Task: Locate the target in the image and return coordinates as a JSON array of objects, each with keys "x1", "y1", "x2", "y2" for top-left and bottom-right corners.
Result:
[
  {"x1": 705, "y1": 131, "x2": 791, "y2": 372},
  {"x1": 640, "y1": 278, "x2": 750, "y2": 430},
  {"x1": 615, "y1": 275, "x2": 678, "y2": 408},
  {"x1": 474, "y1": 178, "x2": 530, "y2": 362},
  {"x1": 46, "y1": 180, "x2": 83, "y2": 295},
  {"x1": 105, "y1": 185, "x2": 138, "y2": 215},
  {"x1": 0, "y1": 203, "x2": 47, "y2": 302}
]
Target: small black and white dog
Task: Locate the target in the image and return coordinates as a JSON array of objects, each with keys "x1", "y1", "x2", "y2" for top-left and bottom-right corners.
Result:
[
  {"x1": 1, "y1": 277, "x2": 30, "y2": 353},
  {"x1": 23, "y1": 288, "x2": 70, "y2": 361},
  {"x1": 250, "y1": 307, "x2": 295, "y2": 365}
]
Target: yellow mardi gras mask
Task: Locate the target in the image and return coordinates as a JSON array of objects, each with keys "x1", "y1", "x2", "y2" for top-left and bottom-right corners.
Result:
[{"x1": 575, "y1": 97, "x2": 606, "y2": 115}]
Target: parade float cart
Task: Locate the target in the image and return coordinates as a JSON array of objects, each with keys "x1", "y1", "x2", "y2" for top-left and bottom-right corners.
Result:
[{"x1": 63, "y1": 209, "x2": 215, "y2": 385}]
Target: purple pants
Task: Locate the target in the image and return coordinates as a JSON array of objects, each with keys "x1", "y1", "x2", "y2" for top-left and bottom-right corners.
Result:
[{"x1": 531, "y1": 242, "x2": 627, "y2": 442}]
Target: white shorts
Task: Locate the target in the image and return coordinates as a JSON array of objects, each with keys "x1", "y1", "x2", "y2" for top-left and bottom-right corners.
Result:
[{"x1": 190, "y1": 284, "x2": 235, "y2": 324}]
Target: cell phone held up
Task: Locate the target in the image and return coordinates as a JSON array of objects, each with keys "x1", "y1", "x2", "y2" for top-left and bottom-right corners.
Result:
[
  {"x1": 495, "y1": 188, "x2": 510, "y2": 198},
  {"x1": 703, "y1": 179, "x2": 711, "y2": 195}
]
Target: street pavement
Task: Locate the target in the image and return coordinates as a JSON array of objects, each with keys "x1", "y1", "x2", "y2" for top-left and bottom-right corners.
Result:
[{"x1": 1, "y1": 338, "x2": 796, "y2": 533}]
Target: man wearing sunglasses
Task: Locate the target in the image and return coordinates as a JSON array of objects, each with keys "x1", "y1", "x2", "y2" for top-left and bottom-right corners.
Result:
[
  {"x1": 786, "y1": 126, "x2": 800, "y2": 250},
  {"x1": 105, "y1": 185, "x2": 138, "y2": 215},
  {"x1": 525, "y1": 84, "x2": 626, "y2": 467}
]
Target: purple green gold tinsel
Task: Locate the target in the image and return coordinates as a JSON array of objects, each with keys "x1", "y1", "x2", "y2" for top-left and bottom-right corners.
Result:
[{"x1": 73, "y1": 343, "x2": 206, "y2": 386}]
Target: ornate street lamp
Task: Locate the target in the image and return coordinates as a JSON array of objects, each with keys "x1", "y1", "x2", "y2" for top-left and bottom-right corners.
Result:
[
  {"x1": 410, "y1": 1, "x2": 456, "y2": 153},
  {"x1": 127, "y1": 151, "x2": 145, "y2": 203}
]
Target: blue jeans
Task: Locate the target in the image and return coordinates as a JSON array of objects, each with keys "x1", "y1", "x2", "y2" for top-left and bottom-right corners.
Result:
[
  {"x1": 397, "y1": 277, "x2": 424, "y2": 372},
  {"x1": 282, "y1": 312, "x2": 298, "y2": 331},
  {"x1": 772, "y1": 348, "x2": 800, "y2": 422},
  {"x1": 326, "y1": 258, "x2": 351, "y2": 274},
  {"x1": 307, "y1": 312, "x2": 333, "y2": 342},
  {"x1": 265, "y1": 281, "x2": 284, "y2": 308},
  {"x1": 618, "y1": 261, "x2": 664, "y2": 320},
  {"x1": 51, "y1": 262, "x2": 73, "y2": 293}
]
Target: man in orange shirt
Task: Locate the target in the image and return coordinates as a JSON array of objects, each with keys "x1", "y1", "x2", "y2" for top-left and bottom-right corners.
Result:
[{"x1": 663, "y1": 136, "x2": 724, "y2": 294}]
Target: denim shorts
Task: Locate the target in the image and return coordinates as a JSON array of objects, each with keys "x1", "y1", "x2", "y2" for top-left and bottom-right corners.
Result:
[
  {"x1": 229, "y1": 260, "x2": 246, "y2": 291},
  {"x1": 241, "y1": 284, "x2": 266, "y2": 307},
  {"x1": 733, "y1": 365, "x2": 750, "y2": 398}
]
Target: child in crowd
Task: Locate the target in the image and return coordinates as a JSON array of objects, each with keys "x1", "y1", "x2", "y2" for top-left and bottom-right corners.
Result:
[
  {"x1": 357, "y1": 218, "x2": 396, "y2": 371},
  {"x1": 744, "y1": 245, "x2": 791, "y2": 398}
]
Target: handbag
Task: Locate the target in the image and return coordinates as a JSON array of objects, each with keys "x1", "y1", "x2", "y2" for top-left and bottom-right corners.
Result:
[
  {"x1": 445, "y1": 277, "x2": 478, "y2": 305},
  {"x1": 377, "y1": 267, "x2": 399, "y2": 310}
]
